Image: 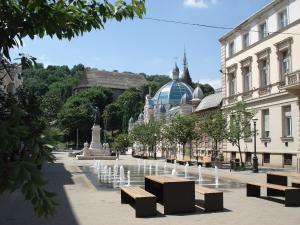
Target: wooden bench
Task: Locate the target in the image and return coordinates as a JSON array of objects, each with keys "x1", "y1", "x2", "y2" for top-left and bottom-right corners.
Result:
[
  {"x1": 292, "y1": 181, "x2": 300, "y2": 188},
  {"x1": 247, "y1": 182, "x2": 300, "y2": 207},
  {"x1": 121, "y1": 186, "x2": 157, "y2": 217},
  {"x1": 195, "y1": 185, "x2": 223, "y2": 211}
]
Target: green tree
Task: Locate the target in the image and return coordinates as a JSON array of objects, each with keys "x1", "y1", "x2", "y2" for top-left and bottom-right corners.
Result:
[
  {"x1": 201, "y1": 110, "x2": 227, "y2": 156},
  {"x1": 103, "y1": 103, "x2": 122, "y2": 135},
  {"x1": 116, "y1": 88, "x2": 144, "y2": 131},
  {"x1": 225, "y1": 102, "x2": 254, "y2": 166},
  {"x1": 129, "y1": 120, "x2": 161, "y2": 158},
  {"x1": 168, "y1": 115, "x2": 197, "y2": 158},
  {"x1": 58, "y1": 86, "x2": 113, "y2": 145},
  {"x1": 111, "y1": 133, "x2": 131, "y2": 154},
  {"x1": 40, "y1": 91, "x2": 63, "y2": 123},
  {"x1": 199, "y1": 83, "x2": 215, "y2": 96},
  {"x1": 0, "y1": 89, "x2": 57, "y2": 217},
  {"x1": 0, "y1": 0, "x2": 146, "y2": 217}
]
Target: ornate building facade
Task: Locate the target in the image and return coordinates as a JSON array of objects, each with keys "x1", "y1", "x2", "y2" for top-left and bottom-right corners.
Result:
[{"x1": 220, "y1": 0, "x2": 300, "y2": 170}]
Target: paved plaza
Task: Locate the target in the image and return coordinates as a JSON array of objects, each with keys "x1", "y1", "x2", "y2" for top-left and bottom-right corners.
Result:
[{"x1": 0, "y1": 152, "x2": 299, "y2": 225}]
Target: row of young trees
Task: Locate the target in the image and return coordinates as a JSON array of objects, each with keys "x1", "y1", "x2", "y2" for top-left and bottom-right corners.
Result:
[{"x1": 129, "y1": 102, "x2": 255, "y2": 166}]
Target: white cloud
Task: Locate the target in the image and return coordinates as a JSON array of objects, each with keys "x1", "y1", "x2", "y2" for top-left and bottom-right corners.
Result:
[
  {"x1": 197, "y1": 78, "x2": 221, "y2": 89},
  {"x1": 183, "y1": 0, "x2": 217, "y2": 8}
]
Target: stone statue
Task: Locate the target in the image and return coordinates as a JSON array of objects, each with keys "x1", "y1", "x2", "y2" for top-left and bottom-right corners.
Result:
[
  {"x1": 91, "y1": 105, "x2": 101, "y2": 125},
  {"x1": 83, "y1": 142, "x2": 91, "y2": 156}
]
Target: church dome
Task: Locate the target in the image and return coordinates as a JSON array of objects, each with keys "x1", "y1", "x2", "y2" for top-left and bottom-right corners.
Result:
[
  {"x1": 152, "y1": 80, "x2": 193, "y2": 107},
  {"x1": 180, "y1": 93, "x2": 191, "y2": 105},
  {"x1": 192, "y1": 86, "x2": 204, "y2": 100}
]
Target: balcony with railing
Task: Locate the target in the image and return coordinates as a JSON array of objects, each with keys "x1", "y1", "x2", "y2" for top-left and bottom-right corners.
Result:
[{"x1": 285, "y1": 70, "x2": 300, "y2": 95}]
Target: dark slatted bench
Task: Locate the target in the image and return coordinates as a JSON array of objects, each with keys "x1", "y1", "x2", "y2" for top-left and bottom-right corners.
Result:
[
  {"x1": 292, "y1": 181, "x2": 300, "y2": 188},
  {"x1": 121, "y1": 186, "x2": 156, "y2": 217},
  {"x1": 197, "y1": 157, "x2": 212, "y2": 167},
  {"x1": 166, "y1": 156, "x2": 176, "y2": 163},
  {"x1": 247, "y1": 182, "x2": 300, "y2": 207},
  {"x1": 195, "y1": 185, "x2": 223, "y2": 211}
]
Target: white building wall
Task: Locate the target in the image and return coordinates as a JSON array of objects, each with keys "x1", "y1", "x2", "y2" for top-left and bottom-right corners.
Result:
[{"x1": 220, "y1": 0, "x2": 300, "y2": 168}]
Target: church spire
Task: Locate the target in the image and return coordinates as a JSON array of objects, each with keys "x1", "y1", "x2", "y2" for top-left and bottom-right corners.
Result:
[
  {"x1": 183, "y1": 47, "x2": 188, "y2": 71},
  {"x1": 182, "y1": 48, "x2": 193, "y2": 87},
  {"x1": 172, "y1": 62, "x2": 179, "y2": 80}
]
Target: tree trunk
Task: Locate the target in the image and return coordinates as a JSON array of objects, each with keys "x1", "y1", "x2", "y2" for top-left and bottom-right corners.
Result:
[
  {"x1": 238, "y1": 145, "x2": 243, "y2": 166},
  {"x1": 189, "y1": 141, "x2": 192, "y2": 159},
  {"x1": 182, "y1": 144, "x2": 185, "y2": 158}
]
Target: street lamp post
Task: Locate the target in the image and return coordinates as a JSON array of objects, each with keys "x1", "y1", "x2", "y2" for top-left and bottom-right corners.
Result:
[
  {"x1": 154, "y1": 134, "x2": 157, "y2": 160},
  {"x1": 252, "y1": 117, "x2": 258, "y2": 173}
]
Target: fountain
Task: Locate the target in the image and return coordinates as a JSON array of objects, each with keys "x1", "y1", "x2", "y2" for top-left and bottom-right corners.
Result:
[
  {"x1": 108, "y1": 167, "x2": 112, "y2": 183},
  {"x1": 215, "y1": 166, "x2": 219, "y2": 186},
  {"x1": 119, "y1": 165, "x2": 125, "y2": 186},
  {"x1": 155, "y1": 163, "x2": 158, "y2": 175},
  {"x1": 103, "y1": 165, "x2": 108, "y2": 182},
  {"x1": 184, "y1": 163, "x2": 189, "y2": 178},
  {"x1": 97, "y1": 164, "x2": 101, "y2": 181},
  {"x1": 164, "y1": 162, "x2": 167, "y2": 174},
  {"x1": 113, "y1": 164, "x2": 118, "y2": 188},
  {"x1": 127, "y1": 171, "x2": 131, "y2": 186},
  {"x1": 171, "y1": 168, "x2": 176, "y2": 176},
  {"x1": 197, "y1": 165, "x2": 203, "y2": 182},
  {"x1": 143, "y1": 159, "x2": 146, "y2": 173},
  {"x1": 149, "y1": 162, "x2": 152, "y2": 175}
]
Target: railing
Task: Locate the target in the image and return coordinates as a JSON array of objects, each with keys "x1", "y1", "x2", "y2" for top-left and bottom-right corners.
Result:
[{"x1": 285, "y1": 70, "x2": 300, "y2": 86}]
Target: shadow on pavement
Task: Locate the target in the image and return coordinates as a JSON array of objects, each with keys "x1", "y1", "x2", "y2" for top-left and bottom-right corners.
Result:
[{"x1": 0, "y1": 162, "x2": 79, "y2": 225}]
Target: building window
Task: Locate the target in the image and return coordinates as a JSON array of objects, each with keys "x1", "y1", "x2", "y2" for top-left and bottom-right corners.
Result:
[
  {"x1": 263, "y1": 153, "x2": 270, "y2": 164},
  {"x1": 231, "y1": 152, "x2": 236, "y2": 160},
  {"x1": 282, "y1": 106, "x2": 292, "y2": 137},
  {"x1": 259, "y1": 22, "x2": 268, "y2": 40},
  {"x1": 278, "y1": 9, "x2": 288, "y2": 29},
  {"x1": 259, "y1": 59, "x2": 269, "y2": 87},
  {"x1": 228, "y1": 73, "x2": 236, "y2": 96},
  {"x1": 283, "y1": 154, "x2": 292, "y2": 166},
  {"x1": 229, "y1": 41, "x2": 235, "y2": 57},
  {"x1": 243, "y1": 33, "x2": 250, "y2": 49},
  {"x1": 242, "y1": 66, "x2": 251, "y2": 92},
  {"x1": 262, "y1": 109, "x2": 270, "y2": 138},
  {"x1": 275, "y1": 37, "x2": 293, "y2": 82},
  {"x1": 281, "y1": 50, "x2": 290, "y2": 75}
]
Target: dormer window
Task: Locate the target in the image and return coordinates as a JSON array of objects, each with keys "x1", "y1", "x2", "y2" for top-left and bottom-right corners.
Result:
[
  {"x1": 259, "y1": 22, "x2": 268, "y2": 40},
  {"x1": 242, "y1": 33, "x2": 250, "y2": 49},
  {"x1": 229, "y1": 41, "x2": 235, "y2": 57},
  {"x1": 278, "y1": 9, "x2": 288, "y2": 29}
]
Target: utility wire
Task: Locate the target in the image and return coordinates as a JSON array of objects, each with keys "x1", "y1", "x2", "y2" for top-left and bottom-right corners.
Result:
[{"x1": 140, "y1": 16, "x2": 300, "y2": 36}]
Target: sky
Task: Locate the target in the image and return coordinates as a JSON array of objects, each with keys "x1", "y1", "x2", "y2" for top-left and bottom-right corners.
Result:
[{"x1": 11, "y1": 0, "x2": 272, "y2": 88}]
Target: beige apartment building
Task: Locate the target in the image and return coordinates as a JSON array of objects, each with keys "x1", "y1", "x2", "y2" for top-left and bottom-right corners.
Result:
[{"x1": 219, "y1": 0, "x2": 300, "y2": 171}]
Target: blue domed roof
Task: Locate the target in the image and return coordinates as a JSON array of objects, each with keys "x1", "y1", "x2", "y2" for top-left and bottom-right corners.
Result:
[{"x1": 152, "y1": 80, "x2": 193, "y2": 106}]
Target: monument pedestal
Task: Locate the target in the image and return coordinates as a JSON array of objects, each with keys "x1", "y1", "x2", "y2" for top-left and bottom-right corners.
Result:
[{"x1": 76, "y1": 124, "x2": 116, "y2": 160}]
